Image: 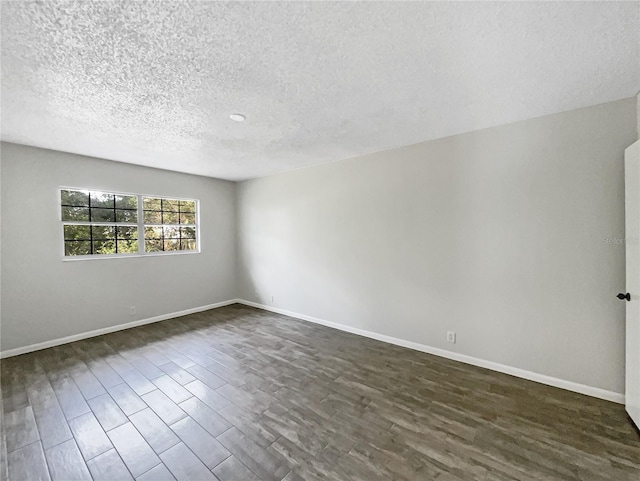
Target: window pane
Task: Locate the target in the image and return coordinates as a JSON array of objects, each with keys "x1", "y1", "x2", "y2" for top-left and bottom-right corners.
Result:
[
  {"x1": 93, "y1": 239, "x2": 116, "y2": 254},
  {"x1": 163, "y1": 199, "x2": 180, "y2": 212},
  {"x1": 90, "y1": 192, "x2": 114, "y2": 208},
  {"x1": 115, "y1": 195, "x2": 137, "y2": 209},
  {"x1": 181, "y1": 239, "x2": 197, "y2": 251},
  {"x1": 91, "y1": 208, "x2": 115, "y2": 222},
  {"x1": 180, "y1": 227, "x2": 196, "y2": 239},
  {"x1": 164, "y1": 239, "x2": 180, "y2": 251},
  {"x1": 163, "y1": 211, "x2": 179, "y2": 224},
  {"x1": 145, "y1": 239, "x2": 163, "y2": 252},
  {"x1": 64, "y1": 224, "x2": 91, "y2": 241},
  {"x1": 179, "y1": 212, "x2": 195, "y2": 224},
  {"x1": 143, "y1": 197, "x2": 161, "y2": 210},
  {"x1": 116, "y1": 209, "x2": 137, "y2": 223},
  {"x1": 117, "y1": 239, "x2": 138, "y2": 253},
  {"x1": 179, "y1": 200, "x2": 195, "y2": 213},
  {"x1": 62, "y1": 206, "x2": 89, "y2": 221},
  {"x1": 144, "y1": 226, "x2": 163, "y2": 239},
  {"x1": 92, "y1": 225, "x2": 116, "y2": 240},
  {"x1": 163, "y1": 226, "x2": 180, "y2": 239},
  {"x1": 143, "y1": 210, "x2": 162, "y2": 224},
  {"x1": 61, "y1": 190, "x2": 89, "y2": 206},
  {"x1": 62, "y1": 190, "x2": 197, "y2": 258},
  {"x1": 117, "y1": 226, "x2": 138, "y2": 240},
  {"x1": 65, "y1": 240, "x2": 91, "y2": 256}
]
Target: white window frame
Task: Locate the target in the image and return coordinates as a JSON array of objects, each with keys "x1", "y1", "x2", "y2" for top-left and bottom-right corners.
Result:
[{"x1": 59, "y1": 187, "x2": 201, "y2": 261}]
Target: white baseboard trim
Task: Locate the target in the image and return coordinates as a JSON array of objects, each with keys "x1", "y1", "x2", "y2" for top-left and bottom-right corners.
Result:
[
  {"x1": 2, "y1": 298, "x2": 625, "y2": 404},
  {"x1": 0, "y1": 299, "x2": 240, "y2": 359},
  {"x1": 237, "y1": 299, "x2": 625, "y2": 404}
]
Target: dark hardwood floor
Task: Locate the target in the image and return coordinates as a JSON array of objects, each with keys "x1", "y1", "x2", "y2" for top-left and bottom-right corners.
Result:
[{"x1": 1, "y1": 304, "x2": 638, "y2": 481}]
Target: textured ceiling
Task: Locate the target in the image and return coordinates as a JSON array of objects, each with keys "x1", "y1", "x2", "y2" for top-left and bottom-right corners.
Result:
[{"x1": 1, "y1": 1, "x2": 639, "y2": 181}]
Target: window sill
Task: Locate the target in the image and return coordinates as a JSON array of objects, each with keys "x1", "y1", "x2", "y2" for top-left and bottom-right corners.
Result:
[{"x1": 61, "y1": 251, "x2": 201, "y2": 261}]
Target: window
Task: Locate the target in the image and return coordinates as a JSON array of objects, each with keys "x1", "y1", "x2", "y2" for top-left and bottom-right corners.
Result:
[
  {"x1": 61, "y1": 188, "x2": 199, "y2": 258},
  {"x1": 142, "y1": 197, "x2": 197, "y2": 253}
]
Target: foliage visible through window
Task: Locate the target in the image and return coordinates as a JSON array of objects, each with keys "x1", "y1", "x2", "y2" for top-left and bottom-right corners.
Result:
[
  {"x1": 143, "y1": 197, "x2": 197, "y2": 252},
  {"x1": 61, "y1": 189, "x2": 198, "y2": 257}
]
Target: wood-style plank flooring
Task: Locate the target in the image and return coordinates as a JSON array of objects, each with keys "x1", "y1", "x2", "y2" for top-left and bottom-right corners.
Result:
[{"x1": 1, "y1": 304, "x2": 639, "y2": 480}]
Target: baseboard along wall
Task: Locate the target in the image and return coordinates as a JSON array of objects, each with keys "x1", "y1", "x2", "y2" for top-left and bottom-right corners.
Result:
[
  {"x1": 0, "y1": 299, "x2": 238, "y2": 359},
  {"x1": 237, "y1": 300, "x2": 625, "y2": 405},
  {"x1": 0, "y1": 298, "x2": 624, "y2": 404}
]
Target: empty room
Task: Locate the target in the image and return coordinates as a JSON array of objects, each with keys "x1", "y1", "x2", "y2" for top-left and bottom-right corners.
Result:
[{"x1": 1, "y1": 1, "x2": 639, "y2": 480}]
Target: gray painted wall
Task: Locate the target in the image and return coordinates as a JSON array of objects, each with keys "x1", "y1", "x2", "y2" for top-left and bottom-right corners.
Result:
[
  {"x1": 1, "y1": 98, "x2": 636, "y2": 396},
  {"x1": 0, "y1": 143, "x2": 236, "y2": 351},
  {"x1": 637, "y1": 91, "x2": 640, "y2": 139},
  {"x1": 236, "y1": 98, "x2": 637, "y2": 395}
]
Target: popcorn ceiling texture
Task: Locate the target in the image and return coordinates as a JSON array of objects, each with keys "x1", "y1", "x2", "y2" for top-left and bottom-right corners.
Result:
[{"x1": 1, "y1": 1, "x2": 639, "y2": 180}]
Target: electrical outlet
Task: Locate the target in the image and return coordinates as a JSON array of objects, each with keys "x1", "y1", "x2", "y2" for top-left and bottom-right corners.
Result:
[
  {"x1": 446, "y1": 331, "x2": 456, "y2": 344},
  {"x1": 130, "y1": 306, "x2": 136, "y2": 315},
  {"x1": 271, "y1": 295, "x2": 274, "y2": 303}
]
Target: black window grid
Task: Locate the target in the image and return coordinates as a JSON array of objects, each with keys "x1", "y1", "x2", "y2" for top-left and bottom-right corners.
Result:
[
  {"x1": 143, "y1": 198, "x2": 197, "y2": 252},
  {"x1": 63, "y1": 225, "x2": 139, "y2": 255},
  {"x1": 143, "y1": 227, "x2": 197, "y2": 251},
  {"x1": 61, "y1": 193, "x2": 138, "y2": 254},
  {"x1": 60, "y1": 206, "x2": 137, "y2": 222},
  {"x1": 61, "y1": 190, "x2": 197, "y2": 256}
]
